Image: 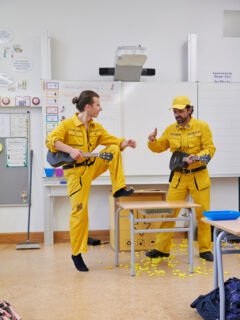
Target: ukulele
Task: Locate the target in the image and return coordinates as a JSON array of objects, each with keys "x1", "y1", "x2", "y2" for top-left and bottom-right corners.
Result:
[
  {"x1": 169, "y1": 151, "x2": 210, "y2": 171},
  {"x1": 47, "y1": 150, "x2": 113, "y2": 168}
]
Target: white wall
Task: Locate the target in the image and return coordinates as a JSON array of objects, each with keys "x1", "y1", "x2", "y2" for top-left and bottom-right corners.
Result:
[
  {"x1": 1, "y1": 0, "x2": 240, "y2": 82},
  {"x1": 0, "y1": 0, "x2": 239, "y2": 234}
]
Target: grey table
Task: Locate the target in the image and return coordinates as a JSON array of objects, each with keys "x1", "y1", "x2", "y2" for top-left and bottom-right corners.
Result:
[{"x1": 115, "y1": 200, "x2": 200, "y2": 276}]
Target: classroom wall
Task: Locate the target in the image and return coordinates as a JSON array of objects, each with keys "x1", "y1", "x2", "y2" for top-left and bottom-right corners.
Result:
[
  {"x1": 1, "y1": 0, "x2": 240, "y2": 82},
  {"x1": 0, "y1": 0, "x2": 240, "y2": 234}
]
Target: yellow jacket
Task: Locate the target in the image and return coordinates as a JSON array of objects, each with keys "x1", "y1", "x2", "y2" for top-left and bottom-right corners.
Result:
[
  {"x1": 46, "y1": 113, "x2": 125, "y2": 162},
  {"x1": 148, "y1": 117, "x2": 216, "y2": 170}
]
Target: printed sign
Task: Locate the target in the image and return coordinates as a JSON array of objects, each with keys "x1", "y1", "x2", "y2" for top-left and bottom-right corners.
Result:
[
  {"x1": 213, "y1": 72, "x2": 232, "y2": 83},
  {"x1": 15, "y1": 96, "x2": 31, "y2": 107},
  {"x1": 12, "y1": 58, "x2": 33, "y2": 72},
  {"x1": 46, "y1": 122, "x2": 58, "y2": 131},
  {"x1": 46, "y1": 82, "x2": 59, "y2": 90},
  {"x1": 46, "y1": 98, "x2": 59, "y2": 106},
  {"x1": 6, "y1": 138, "x2": 27, "y2": 167},
  {"x1": 46, "y1": 106, "x2": 59, "y2": 114},
  {"x1": 46, "y1": 115, "x2": 59, "y2": 122},
  {"x1": 46, "y1": 90, "x2": 59, "y2": 98}
]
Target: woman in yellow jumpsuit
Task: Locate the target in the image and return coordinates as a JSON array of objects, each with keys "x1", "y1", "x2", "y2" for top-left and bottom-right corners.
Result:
[
  {"x1": 146, "y1": 96, "x2": 216, "y2": 261},
  {"x1": 46, "y1": 90, "x2": 136, "y2": 271}
]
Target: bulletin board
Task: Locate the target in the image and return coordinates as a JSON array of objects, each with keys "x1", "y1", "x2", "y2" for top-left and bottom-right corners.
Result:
[
  {"x1": 0, "y1": 112, "x2": 29, "y2": 205},
  {"x1": 42, "y1": 80, "x2": 122, "y2": 171}
]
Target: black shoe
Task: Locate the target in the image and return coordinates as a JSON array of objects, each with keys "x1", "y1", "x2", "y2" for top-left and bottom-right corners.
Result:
[
  {"x1": 72, "y1": 253, "x2": 89, "y2": 271},
  {"x1": 113, "y1": 187, "x2": 134, "y2": 198},
  {"x1": 87, "y1": 237, "x2": 101, "y2": 246},
  {"x1": 145, "y1": 249, "x2": 170, "y2": 258},
  {"x1": 199, "y1": 251, "x2": 214, "y2": 261}
]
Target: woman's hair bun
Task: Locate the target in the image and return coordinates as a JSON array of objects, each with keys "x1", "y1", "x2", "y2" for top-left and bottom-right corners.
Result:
[{"x1": 72, "y1": 96, "x2": 79, "y2": 104}]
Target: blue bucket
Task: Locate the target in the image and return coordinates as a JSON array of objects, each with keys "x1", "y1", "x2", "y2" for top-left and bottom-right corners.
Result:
[{"x1": 44, "y1": 168, "x2": 55, "y2": 177}]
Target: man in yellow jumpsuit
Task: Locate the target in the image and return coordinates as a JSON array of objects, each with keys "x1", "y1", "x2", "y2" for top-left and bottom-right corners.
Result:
[
  {"x1": 46, "y1": 90, "x2": 136, "y2": 271},
  {"x1": 146, "y1": 96, "x2": 216, "y2": 261}
]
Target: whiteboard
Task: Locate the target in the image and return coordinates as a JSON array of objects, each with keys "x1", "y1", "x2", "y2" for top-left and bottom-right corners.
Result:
[
  {"x1": 42, "y1": 80, "x2": 122, "y2": 170},
  {"x1": 122, "y1": 82, "x2": 197, "y2": 176},
  {"x1": 198, "y1": 83, "x2": 240, "y2": 177}
]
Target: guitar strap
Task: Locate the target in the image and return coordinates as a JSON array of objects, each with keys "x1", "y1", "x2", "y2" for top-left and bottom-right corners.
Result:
[
  {"x1": 63, "y1": 158, "x2": 96, "y2": 170},
  {"x1": 174, "y1": 166, "x2": 207, "y2": 174},
  {"x1": 169, "y1": 165, "x2": 207, "y2": 182},
  {"x1": 169, "y1": 170, "x2": 174, "y2": 183},
  {"x1": 85, "y1": 158, "x2": 96, "y2": 167}
]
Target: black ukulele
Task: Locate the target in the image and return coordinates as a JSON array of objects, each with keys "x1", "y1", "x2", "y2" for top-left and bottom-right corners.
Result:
[
  {"x1": 47, "y1": 150, "x2": 113, "y2": 168},
  {"x1": 169, "y1": 151, "x2": 210, "y2": 171}
]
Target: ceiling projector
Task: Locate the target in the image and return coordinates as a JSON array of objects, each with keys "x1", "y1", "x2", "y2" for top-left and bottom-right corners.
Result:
[{"x1": 99, "y1": 45, "x2": 155, "y2": 81}]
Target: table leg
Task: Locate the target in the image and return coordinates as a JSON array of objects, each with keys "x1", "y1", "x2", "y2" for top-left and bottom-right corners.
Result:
[
  {"x1": 188, "y1": 208, "x2": 194, "y2": 273},
  {"x1": 213, "y1": 227, "x2": 218, "y2": 289},
  {"x1": 115, "y1": 208, "x2": 121, "y2": 267},
  {"x1": 130, "y1": 210, "x2": 135, "y2": 276},
  {"x1": 44, "y1": 186, "x2": 54, "y2": 245},
  {"x1": 216, "y1": 230, "x2": 226, "y2": 320}
]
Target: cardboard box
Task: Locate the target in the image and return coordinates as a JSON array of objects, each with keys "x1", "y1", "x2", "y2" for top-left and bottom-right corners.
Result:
[{"x1": 109, "y1": 189, "x2": 167, "y2": 251}]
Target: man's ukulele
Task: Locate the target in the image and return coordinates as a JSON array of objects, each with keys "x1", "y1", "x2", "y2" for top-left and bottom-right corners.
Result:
[
  {"x1": 169, "y1": 151, "x2": 210, "y2": 171},
  {"x1": 47, "y1": 150, "x2": 113, "y2": 168}
]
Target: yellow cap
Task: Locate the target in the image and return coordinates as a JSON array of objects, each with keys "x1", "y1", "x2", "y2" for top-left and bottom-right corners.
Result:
[{"x1": 169, "y1": 96, "x2": 191, "y2": 110}]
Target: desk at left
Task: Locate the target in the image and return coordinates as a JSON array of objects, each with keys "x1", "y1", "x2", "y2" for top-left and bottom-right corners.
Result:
[{"x1": 43, "y1": 176, "x2": 112, "y2": 245}]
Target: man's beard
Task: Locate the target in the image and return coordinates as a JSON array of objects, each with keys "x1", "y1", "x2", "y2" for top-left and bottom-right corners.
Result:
[{"x1": 176, "y1": 116, "x2": 186, "y2": 124}]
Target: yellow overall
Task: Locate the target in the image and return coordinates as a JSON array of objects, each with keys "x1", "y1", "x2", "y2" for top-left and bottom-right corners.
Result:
[
  {"x1": 148, "y1": 117, "x2": 216, "y2": 254},
  {"x1": 46, "y1": 113, "x2": 126, "y2": 255}
]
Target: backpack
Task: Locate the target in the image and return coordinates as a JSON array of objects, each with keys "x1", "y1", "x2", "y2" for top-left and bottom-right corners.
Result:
[
  {"x1": 0, "y1": 301, "x2": 21, "y2": 320},
  {"x1": 191, "y1": 277, "x2": 240, "y2": 320}
]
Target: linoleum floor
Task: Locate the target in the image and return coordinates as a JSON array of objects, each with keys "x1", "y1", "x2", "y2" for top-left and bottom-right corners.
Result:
[{"x1": 1, "y1": 241, "x2": 240, "y2": 320}]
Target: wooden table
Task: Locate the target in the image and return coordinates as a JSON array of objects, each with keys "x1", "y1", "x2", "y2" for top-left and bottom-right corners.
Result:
[
  {"x1": 202, "y1": 218, "x2": 240, "y2": 320},
  {"x1": 115, "y1": 200, "x2": 201, "y2": 276}
]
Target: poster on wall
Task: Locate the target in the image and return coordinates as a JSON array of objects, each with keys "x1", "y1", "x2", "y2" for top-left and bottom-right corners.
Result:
[
  {"x1": 5, "y1": 137, "x2": 27, "y2": 167},
  {"x1": 0, "y1": 28, "x2": 41, "y2": 107},
  {"x1": 10, "y1": 113, "x2": 28, "y2": 137}
]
